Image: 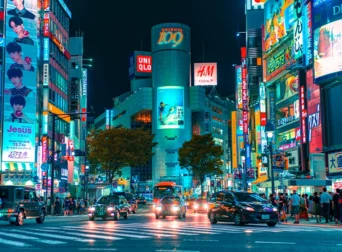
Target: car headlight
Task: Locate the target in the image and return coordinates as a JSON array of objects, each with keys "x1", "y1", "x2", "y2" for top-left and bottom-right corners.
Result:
[
  {"x1": 243, "y1": 206, "x2": 255, "y2": 212},
  {"x1": 172, "y1": 206, "x2": 180, "y2": 212},
  {"x1": 185, "y1": 202, "x2": 189, "y2": 206},
  {"x1": 194, "y1": 204, "x2": 199, "y2": 209},
  {"x1": 88, "y1": 207, "x2": 95, "y2": 212},
  {"x1": 204, "y1": 204, "x2": 208, "y2": 209},
  {"x1": 156, "y1": 206, "x2": 162, "y2": 211},
  {"x1": 107, "y1": 207, "x2": 114, "y2": 211},
  {"x1": 272, "y1": 207, "x2": 278, "y2": 212}
]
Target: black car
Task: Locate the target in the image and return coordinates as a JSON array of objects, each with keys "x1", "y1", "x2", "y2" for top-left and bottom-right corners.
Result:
[
  {"x1": 88, "y1": 195, "x2": 129, "y2": 221},
  {"x1": 208, "y1": 191, "x2": 278, "y2": 227},
  {"x1": 154, "y1": 196, "x2": 187, "y2": 219},
  {"x1": 0, "y1": 186, "x2": 46, "y2": 226},
  {"x1": 112, "y1": 192, "x2": 137, "y2": 214}
]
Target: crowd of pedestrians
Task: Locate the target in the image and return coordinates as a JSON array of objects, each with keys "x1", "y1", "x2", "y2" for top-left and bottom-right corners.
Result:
[
  {"x1": 53, "y1": 197, "x2": 94, "y2": 216},
  {"x1": 262, "y1": 187, "x2": 342, "y2": 225}
]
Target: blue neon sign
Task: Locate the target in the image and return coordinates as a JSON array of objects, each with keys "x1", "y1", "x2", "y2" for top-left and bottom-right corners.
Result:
[{"x1": 43, "y1": 38, "x2": 49, "y2": 61}]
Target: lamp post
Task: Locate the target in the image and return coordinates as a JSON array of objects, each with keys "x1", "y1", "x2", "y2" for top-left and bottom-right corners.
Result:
[{"x1": 265, "y1": 121, "x2": 275, "y2": 194}]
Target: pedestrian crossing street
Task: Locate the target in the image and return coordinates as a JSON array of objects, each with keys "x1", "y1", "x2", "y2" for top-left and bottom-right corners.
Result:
[{"x1": 0, "y1": 222, "x2": 341, "y2": 248}]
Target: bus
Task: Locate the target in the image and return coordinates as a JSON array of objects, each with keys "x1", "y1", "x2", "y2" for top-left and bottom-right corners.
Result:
[{"x1": 152, "y1": 182, "x2": 182, "y2": 204}]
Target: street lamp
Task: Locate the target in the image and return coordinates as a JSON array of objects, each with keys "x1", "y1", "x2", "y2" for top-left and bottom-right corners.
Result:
[
  {"x1": 265, "y1": 121, "x2": 275, "y2": 194},
  {"x1": 236, "y1": 32, "x2": 247, "y2": 37}
]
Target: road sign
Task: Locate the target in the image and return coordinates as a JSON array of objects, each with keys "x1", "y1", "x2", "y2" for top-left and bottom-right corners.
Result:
[{"x1": 35, "y1": 184, "x2": 41, "y2": 190}]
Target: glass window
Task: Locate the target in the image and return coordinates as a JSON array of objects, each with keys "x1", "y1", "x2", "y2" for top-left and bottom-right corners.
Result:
[
  {"x1": 15, "y1": 189, "x2": 23, "y2": 200},
  {"x1": 233, "y1": 193, "x2": 266, "y2": 202},
  {"x1": 97, "y1": 197, "x2": 107, "y2": 204},
  {"x1": 0, "y1": 189, "x2": 9, "y2": 201},
  {"x1": 108, "y1": 196, "x2": 120, "y2": 205},
  {"x1": 24, "y1": 190, "x2": 30, "y2": 200}
]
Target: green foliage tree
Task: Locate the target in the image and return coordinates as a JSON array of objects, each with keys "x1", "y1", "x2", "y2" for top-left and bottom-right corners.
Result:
[
  {"x1": 178, "y1": 134, "x2": 224, "y2": 197},
  {"x1": 87, "y1": 128, "x2": 157, "y2": 183}
]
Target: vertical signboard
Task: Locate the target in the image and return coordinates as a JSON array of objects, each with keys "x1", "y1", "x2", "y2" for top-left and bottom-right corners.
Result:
[
  {"x1": 306, "y1": 69, "x2": 322, "y2": 152},
  {"x1": 2, "y1": 0, "x2": 37, "y2": 162},
  {"x1": 157, "y1": 86, "x2": 184, "y2": 129},
  {"x1": 303, "y1": 0, "x2": 312, "y2": 66},
  {"x1": 300, "y1": 85, "x2": 307, "y2": 143},
  {"x1": 235, "y1": 65, "x2": 242, "y2": 110},
  {"x1": 231, "y1": 111, "x2": 238, "y2": 169},
  {"x1": 293, "y1": 0, "x2": 303, "y2": 59},
  {"x1": 241, "y1": 48, "x2": 248, "y2": 136}
]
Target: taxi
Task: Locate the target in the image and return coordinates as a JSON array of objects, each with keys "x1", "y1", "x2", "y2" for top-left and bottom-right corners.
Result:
[
  {"x1": 88, "y1": 195, "x2": 129, "y2": 221},
  {"x1": 154, "y1": 196, "x2": 187, "y2": 219}
]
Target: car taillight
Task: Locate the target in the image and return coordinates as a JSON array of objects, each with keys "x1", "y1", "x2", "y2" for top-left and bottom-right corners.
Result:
[{"x1": 8, "y1": 209, "x2": 15, "y2": 213}]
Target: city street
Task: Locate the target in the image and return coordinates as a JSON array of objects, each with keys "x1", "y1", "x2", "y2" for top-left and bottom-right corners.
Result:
[{"x1": 0, "y1": 205, "x2": 341, "y2": 252}]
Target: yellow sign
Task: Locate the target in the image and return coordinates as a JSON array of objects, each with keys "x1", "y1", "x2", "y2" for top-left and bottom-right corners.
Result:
[
  {"x1": 231, "y1": 112, "x2": 237, "y2": 169},
  {"x1": 48, "y1": 103, "x2": 70, "y2": 123},
  {"x1": 157, "y1": 28, "x2": 184, "y2": 48}
]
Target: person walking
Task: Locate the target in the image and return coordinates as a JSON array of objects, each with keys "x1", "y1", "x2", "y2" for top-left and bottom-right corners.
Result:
[
  {"x1": 299, "y1": 194, "x2": 309, "y2": 221},
  {"x1": 290, "y1": 190, "x2": 301, "y2": 224},
  {"x1": 313, "y1": 192, "x2": 321, "y2": 223},
  {"x1": 63, "y1": 197, "x2": 69, "y2": 216},
  {"x1": 321, "y1": 188, "x2": 333, "y2": 223},
  {"x1": 54, "y1": 197, "x2": 61, "y2": 216},
  {"x1": 339, "y1": 190, "x2": 342, "y2": 224},
  {"x1": 332, "y1": 188, "x2": 341, "y2": 224}
]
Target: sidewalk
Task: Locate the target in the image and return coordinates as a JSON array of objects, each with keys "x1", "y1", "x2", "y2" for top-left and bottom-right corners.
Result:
[{"x1": 280, "y1": 216, "x2": 342, "y2": 228}]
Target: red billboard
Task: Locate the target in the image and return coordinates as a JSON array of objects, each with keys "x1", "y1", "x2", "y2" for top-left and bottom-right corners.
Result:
[
  {"x1": 306, "y1": 69, "x2": 322, "y2": 153},
  {"x1": 136, "y1": 55, "x2": 152, "y2": 73}
]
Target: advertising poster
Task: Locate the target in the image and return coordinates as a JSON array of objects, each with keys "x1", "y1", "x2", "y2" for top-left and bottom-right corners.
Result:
[
  {"x1": 231, "y1": 111, "x2": 238, "y2": 169},
  {"x1": 194, "y1": 63, "x2": 217, "y2": 86},
  {"x1": 264, "y1": 0, "x2": 295, "y2": 51},
  {"x1": 2, "y1": 0, "x2": 37, "y2": 162},
  {"x1": 314, "y1": 19, "x2": 342, "y2": 82},
  {"x1": 157, "y1": 86, "x2": 184, "y2": 129}
]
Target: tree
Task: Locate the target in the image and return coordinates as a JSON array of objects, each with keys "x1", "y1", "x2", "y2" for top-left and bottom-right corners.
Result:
[
  {"x1": 87, "y1": 128, "x2": 157, "y2": 183},
  {"x1": 178, "y1": 134, "x2": 223, "y2": 197}
]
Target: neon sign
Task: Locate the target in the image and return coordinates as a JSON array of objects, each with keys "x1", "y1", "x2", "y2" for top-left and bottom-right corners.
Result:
[{"x1": 157, "y1": 28, "x2": 183, "y2": 48}]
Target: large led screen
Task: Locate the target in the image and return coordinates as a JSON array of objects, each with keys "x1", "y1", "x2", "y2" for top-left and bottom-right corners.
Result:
[
  {"x1": 157, "y1": 86, "x2": 184, "y2": 129},
  {"x1": 2, "y1": 0, "x2": 37, "y2": 162},
  {"x1": 314, "y1": 19, "x2": 342, "y2": 82}
]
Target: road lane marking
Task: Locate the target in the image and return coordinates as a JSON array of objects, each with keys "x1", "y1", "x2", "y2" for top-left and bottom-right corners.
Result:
[
  {"x1": 29, "y1": 229, "x2": 122, "y2": 241},
  {"x1": 45, "y1": 226, "x2": 151, "y2": 239},
  {"x1": 0, "y1": 238, "x2": 31, "y2": 247},
  {"x1": 0, "y1": 232, "x2": 66, "y2": 245},
  {"x1": 78, "y1": 249, "x2": 117, "y2": 251},
  {"x1": 12, "y1": 229, "x2": 95, "y2": 243},
  {"x1": 255, "y1": 241, "x2": 296, "y2": 245},
  {"x1": 183, "y1": 239, "x2": 219, "y2": 242},
  {"x1": 156, "y1": 250, "x2": 200, "y2": 252},
  {"x1": 64, "y1": 226, "x2": 175, "y2": 238}
]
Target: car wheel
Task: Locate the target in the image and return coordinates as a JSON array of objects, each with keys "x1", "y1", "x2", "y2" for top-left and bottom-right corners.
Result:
[
  {"x1": 102, "y1": 217, "x2": 107, "y2": 220},
  {"x1": 194, "y1": 210, "x2": 197, "y2": 213},
  {"x1": 267, "y1": 222, "x2": 277, "y2": 227},
  {"x1": 155, "y1": 214, "x2": 159, "y2": 219},
  {"x1": 114, "y1": 212, "x2": 118, "y2": 221},
  {"x1": 183, "y1": 212, "x2": 186, "y2": 218},
  {"x1": 163, "y1": 215, "x2": 166, "y2": 219},
  {"x1": 89, "y1": 216, "x2": 95, "y2": 221},
  {"x1": 124, "y1": 214, "x2": 128, "y2": 220},
  {"x1": 16, "y1": 211, "x2": 24, "y2": 226},
  {"x1": 36, "y1": 210, "x2": 45, "y2": 224},
  {"x1": 209, "y1": 211, "x2": 217, "y2": 224},
  {"x1": 234, "y1": 213, "x2": 244, "y2": 226}
]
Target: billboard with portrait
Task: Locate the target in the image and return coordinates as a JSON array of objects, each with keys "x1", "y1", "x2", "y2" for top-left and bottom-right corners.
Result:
[
  {"x1": 157, "y1": 86, "x2": 184, "y2": 129},
  {"x1": 2, "y1": 0, "x2": 37, "y2": 162},
  {"x1": 313, "y1": 19, "x2": 342, "y2": 82},
  {"x1": 264, "y1": 0, "x2": 295, "y2": 51}
]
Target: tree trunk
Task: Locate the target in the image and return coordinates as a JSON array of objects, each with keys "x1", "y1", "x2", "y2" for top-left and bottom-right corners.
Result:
[{"x1": 200, "y1": 176, "x2": 205, "y2": 199}]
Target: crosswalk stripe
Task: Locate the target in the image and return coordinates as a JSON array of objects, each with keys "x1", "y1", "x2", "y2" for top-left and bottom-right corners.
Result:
[
  {"x1": 12, "y1": 229, "x2": 95, "y2": 242},
  {"x1": 0, "y1": 238, "x2": 31, "y2": 247},
  {"x1": 45, "y1": 227, "x2": 152, "y2": 239},
  {"x1": 0, "y1": 231, "x2": 66, "y2": 245},
  {"x1": 64, "y1": 226, "x2": 175, "y2": 237},
  {"x1": 28, "y1": 228, "x2": 122, "y2": 241},
  {"x1": 116, "y1": 225, "x2": 219, "y2": 235}
]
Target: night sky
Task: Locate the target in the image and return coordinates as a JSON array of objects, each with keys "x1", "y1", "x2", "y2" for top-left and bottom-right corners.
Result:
[{"x1": 65, "y1": 0, "x2": 246, "y2": 115}]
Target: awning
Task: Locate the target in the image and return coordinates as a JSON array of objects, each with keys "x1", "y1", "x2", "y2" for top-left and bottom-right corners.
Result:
[
  {"x1": 252, "y1": 177, "x2": 269, "y2": 185},
  {"x1": 285, "y1": 179, "x2": 332, "y2": 187}
]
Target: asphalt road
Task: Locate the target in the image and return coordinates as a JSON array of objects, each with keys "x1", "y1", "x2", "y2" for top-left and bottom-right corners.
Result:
[{"x1": 0, "y1": 205, "x2": 341, "y2": 252}]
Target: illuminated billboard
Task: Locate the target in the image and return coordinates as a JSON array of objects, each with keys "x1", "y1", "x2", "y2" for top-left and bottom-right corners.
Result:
[
  {"x1": 128, "y1": 51, "x2": 152, "y2": 80},
  {"x1": 2, "y1": 0, "x2": 37, "y2": 162},
  {"x1": 264, "y1": 0, "x2": 295, "y2": 51},
  {"x1": 235, "y1": 65, "x2": 242, "y2": 109},
  {"x1": 157, "y1": 86, "x2": 184, "y2": 129},
  {"x1": 314, "y1": 19, "x2": 342, "y2": 82},
  {"x1": 306, "y1": 69, "x2": 322, "y2": 153},
  {"x1": 194, "y1": 63, "x2": 217, "y2": 86}
]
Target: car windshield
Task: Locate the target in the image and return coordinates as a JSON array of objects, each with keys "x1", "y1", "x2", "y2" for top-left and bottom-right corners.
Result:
[
  {"x1": 125, "y1": 194, "x2": 133, "y2": 200},
  {"x1": 108, "y1": 197, "x2": 120, "y2": 205},
  {"x1": 161, "y1": 197, "x2": 179, "y2": 204},
  {"x1": 234, "y1": 193, "x2": 266, "y2": 203},
  {"x1": 153, "y1": 187, "x2": 174, "y2": 198}
]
